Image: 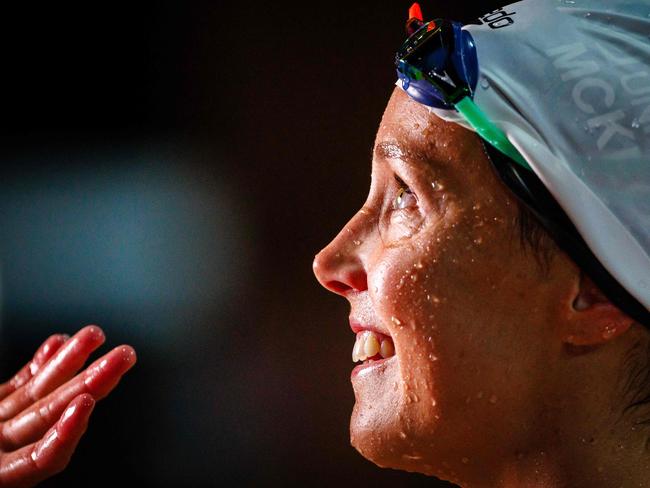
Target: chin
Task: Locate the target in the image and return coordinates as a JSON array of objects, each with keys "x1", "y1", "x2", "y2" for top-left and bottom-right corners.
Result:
[
  {"x1": 350, "y1": 416, "x2": 406, "y2": 471},
  {"x1": 349, "y1": 381, "x2": 456, "y2": 482},
  {"x1": 349, "y1": 360, "x2": 407, "y2": 467},
  {"x1": 349, "y1": 347, "x2": 455, "y2": 477},
  {"x1": 350, "y1": 410, "x2": 433, "y2": 466},
  {"x1": 349, "y1": 385, "x2": 438, "y2": 475},
  {"x1": 350, "y1": 414, "x2": 461, "y2": 484}
]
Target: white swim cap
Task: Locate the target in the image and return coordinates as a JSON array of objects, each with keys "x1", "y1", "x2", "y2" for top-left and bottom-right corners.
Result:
[{"x1": 399, "y1": 0, "x2": 650, "y2": 323}]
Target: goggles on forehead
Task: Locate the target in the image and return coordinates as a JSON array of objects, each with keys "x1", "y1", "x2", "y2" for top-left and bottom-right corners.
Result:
[{"x1": 395, "y1": 9, "x2": 530, "y2": 171}]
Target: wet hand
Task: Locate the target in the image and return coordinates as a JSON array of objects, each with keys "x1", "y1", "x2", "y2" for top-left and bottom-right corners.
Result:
[{"x1": 0, "y1": 326, "x2": 136, "y2": 487}]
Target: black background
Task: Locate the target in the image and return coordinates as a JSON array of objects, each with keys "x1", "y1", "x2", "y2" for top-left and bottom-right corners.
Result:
[{"x1": 0, "y1": 1, "x2": 504, "y2": 486}]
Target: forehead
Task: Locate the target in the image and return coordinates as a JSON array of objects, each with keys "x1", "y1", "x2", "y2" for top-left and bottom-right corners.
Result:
[{"x1": 374, "y1": 89, "x2": 486, "y2": 180}]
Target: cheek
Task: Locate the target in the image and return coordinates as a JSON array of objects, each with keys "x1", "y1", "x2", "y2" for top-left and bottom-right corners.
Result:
[
  {"x1": 370, "y1": 239, "x2": 446, "y2": 398},
  {"x1": 369, "y1": 215, "x2": 507, "y2": 403},
  {"x1": 372, "y1": 220, "x2": 467, "y2": 337},
  {"x1": 370, "y1": 243, "x2": 439, "y2": 334}
]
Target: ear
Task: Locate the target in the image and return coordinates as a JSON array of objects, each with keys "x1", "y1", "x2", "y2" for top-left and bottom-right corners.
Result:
[{"x1": 564, "y1": 270, "x2": 635, "y2": 346}]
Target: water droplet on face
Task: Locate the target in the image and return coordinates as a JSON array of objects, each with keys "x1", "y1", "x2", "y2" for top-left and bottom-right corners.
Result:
[
  {"x1": 631, "y1": 118, "x2": 641, "y2": 129},
  {"x1": 473, "y1": 236, "x2": 483, "y2": 245},
  {"x1": 353, "y1": 239, "x2": 361, "y2": 246},
  {"x1": 461, "y1": 457, "x2": 469, "y2": 464},
  {"x1": 428, "y1": 353, "x2": 439, "y2": 361},
  {"x1": 489, "y1": 394, "x2": 498, "y2": 404},
  {"x1": 584, "y1": 12, "x2": 591, "y2": 17},
  {"x1": 602, "y1": 325, "x2": 616, "y2": 339},
  {"x1": 480, "y1": 76, "x2": 490, "y2": 89},
  {"x1": 402, "y1": 453, "x2": 423, "y2": 461},
  {"x1": 391, "y1": 316, "x2": 402, "y2": 326}
]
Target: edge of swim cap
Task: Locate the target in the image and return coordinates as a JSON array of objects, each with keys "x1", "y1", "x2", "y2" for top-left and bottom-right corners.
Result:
[{"x1": 482, "y1": 141, "x2": 650, "y2": 328}]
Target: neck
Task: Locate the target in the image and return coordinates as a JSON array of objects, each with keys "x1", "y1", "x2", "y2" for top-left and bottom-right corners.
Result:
[
  {"x1": 485, "y1": 327, "x2": 650, "y2": 488},
  {"x1": 463, "y1": 330, "x2": 650, "y2": 488},
  {"x1": 494, "y1": 426, "x2": 650, "y2": 488}
]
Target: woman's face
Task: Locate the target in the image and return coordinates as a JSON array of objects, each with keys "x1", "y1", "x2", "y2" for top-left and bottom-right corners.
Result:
[{"x1": 313, "y1": 89, "x2": 579, "y2": 484}]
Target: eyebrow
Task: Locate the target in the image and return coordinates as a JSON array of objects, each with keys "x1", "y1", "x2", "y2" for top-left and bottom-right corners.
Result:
[{"x1": 374, "y1": 141, "x2": 432, "y2": 173}]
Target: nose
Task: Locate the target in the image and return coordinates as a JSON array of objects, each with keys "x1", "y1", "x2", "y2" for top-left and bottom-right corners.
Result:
[{"x1": 312, "y1": 211, "x2": 370, "y2": 296}]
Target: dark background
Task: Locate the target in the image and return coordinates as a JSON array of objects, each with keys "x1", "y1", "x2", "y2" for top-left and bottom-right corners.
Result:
[{"x1": 0, "y1": 1, "x2": 503, "y2": 486}]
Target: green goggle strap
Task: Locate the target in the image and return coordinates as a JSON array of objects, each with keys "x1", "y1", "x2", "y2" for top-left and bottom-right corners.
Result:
[{"x1": 455, "y1": 96, "x2": 531, "y2": 171}]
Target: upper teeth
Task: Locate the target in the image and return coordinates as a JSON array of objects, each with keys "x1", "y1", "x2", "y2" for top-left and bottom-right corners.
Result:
[{"x1": 352, "y1": 330, "x2": 395, "y2": 362}]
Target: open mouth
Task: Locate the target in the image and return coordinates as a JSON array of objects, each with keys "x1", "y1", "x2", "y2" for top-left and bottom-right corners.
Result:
[{"x1": 352, "y1": 330, "x2": 396, "y2": 364}]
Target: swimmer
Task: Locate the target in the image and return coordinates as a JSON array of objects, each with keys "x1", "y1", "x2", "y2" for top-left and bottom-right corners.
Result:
[
  {"x1": 313, "y1": 1, "x2": 650, "y2": 486},
  {"x1": 0, "y1": 326, "x2": 135, "y2": 487}
]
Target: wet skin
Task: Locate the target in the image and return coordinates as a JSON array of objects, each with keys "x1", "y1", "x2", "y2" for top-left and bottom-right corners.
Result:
[
  {"x1": 313, "y1": 88, "x2": 648, "y2": 487},
  {"x1": 0, "y1": 325, "x2": 136, "y2": 487}
]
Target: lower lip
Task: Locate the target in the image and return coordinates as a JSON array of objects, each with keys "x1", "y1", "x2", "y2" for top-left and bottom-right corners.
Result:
[{"x1": 351, "y1": 356, "x2": 396, "y2": 378}]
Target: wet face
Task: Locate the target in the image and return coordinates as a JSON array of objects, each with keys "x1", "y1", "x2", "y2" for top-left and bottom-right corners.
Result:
[{"x1": 313, "y1": 89, "x2": 581, "y2": 484}]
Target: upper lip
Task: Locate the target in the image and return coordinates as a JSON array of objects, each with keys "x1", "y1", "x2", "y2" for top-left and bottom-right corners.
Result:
[{"x1": 349, "y1": 319, "x2": 391, "y2": 337}]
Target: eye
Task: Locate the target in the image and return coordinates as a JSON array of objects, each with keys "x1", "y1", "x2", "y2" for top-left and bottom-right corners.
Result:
[{"x1": 392, "y1": 175, "x2": 418, "y2": 210}]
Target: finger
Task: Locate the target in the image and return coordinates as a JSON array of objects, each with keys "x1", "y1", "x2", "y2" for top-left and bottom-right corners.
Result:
[
  {"x1": 0, "y1": 346, "x2": 135, "y2": 451},
  {"x1": 0, "y1": 394, "x2": 94, "y2": 488},
  {"x1": 0, "y1": 335, "x2": 68, "y2": 401},
  {"x1": 0, "y1": 326, "x2": 105, "y2": 421}
]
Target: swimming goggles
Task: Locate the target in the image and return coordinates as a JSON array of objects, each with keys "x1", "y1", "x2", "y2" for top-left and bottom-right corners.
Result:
[{"x1": 395, "y1": 5, "x2": 530, "y2": 170}]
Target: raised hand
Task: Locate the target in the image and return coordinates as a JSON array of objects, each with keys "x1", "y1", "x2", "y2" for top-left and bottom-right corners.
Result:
[{"x1": 0, "y1": 326, "x2": 136, "y2": 487}]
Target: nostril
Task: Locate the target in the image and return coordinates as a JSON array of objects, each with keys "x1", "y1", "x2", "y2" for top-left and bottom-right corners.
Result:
[
  {"x1": 325, "y1": 268, "x2": 367, "y2": 295},
  {"x1": 327, "y1": 281, "x2": 353, "y2": 294}
]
